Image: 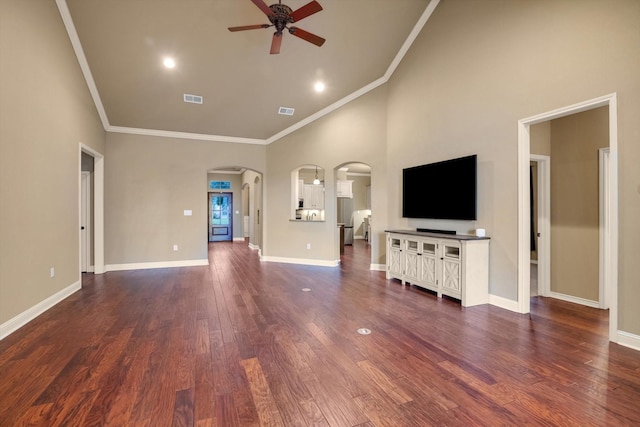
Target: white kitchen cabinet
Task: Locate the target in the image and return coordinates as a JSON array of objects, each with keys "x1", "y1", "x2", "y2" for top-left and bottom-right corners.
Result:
[
  {"x1": 385, "y1": 230, "x2": 490, "y2": 307},
  {"x1": 303, "y1": 184, "x2": 324, "y2": 209},
  {"x1": 336, "y1": 180, "x2": 353, "y2": 198}
]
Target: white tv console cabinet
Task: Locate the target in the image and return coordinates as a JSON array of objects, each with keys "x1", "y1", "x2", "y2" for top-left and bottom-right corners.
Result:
[{"x1": 385, "y1": 230, "x2": 490, "y2": 307}]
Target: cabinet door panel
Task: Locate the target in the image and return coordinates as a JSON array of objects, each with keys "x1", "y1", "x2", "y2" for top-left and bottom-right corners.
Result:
[
  {"x1": 419, "y1": 255, "x2": 437, "y2": 290},
  {"x1": 442, "y1": 259, "x2": 461, "y2": 296},
  {"x1": 404, "y1": 252, "x2": 419, "y2": 283},
  {"x1": 389, "y1": 248, "x2": 402, "y2": 277}
]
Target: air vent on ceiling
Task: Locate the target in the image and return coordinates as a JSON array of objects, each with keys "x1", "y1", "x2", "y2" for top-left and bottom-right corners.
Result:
[
  {"x1": 278, "y1": 106, "x2": 295, "y2": 116},
  {"x1": 184, "y1": 94, "x2": 203, "y2": 104}
]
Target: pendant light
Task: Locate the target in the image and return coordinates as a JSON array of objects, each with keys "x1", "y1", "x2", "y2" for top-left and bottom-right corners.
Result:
[{"x1": 313, "y1": 167, "x2": 320, "y2": 185}]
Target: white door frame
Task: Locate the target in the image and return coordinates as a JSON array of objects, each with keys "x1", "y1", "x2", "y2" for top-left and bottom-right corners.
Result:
[
  {"x1": 517, "y1": 93, "x2": 618, "y2": 342},
  {"x1": 79, "y1": 144, "x2": 105, "y2": 275},
  {"x1": 530, "y1": 155, "x2": 550, "y2": 298},
  {"x1": 599, "y1": 148, "x2": 611, "y2": 310}
]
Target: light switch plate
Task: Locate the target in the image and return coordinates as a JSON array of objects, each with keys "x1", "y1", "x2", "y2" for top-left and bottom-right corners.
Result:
[{"x1": 183, "y1": 210, "x2": 192, "y2": 216}]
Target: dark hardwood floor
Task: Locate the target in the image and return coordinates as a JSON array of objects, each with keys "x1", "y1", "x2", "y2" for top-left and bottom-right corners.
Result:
[{"x1": 1, "y1": 239, "x2": 640, "y2": 426}]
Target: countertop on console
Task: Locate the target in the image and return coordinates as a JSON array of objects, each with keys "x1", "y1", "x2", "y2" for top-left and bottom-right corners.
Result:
[{"x1": 385, "y1": 229, "x2": 490, "y2": 241}]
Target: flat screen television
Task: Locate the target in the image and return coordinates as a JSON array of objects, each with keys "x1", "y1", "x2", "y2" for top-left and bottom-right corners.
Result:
[{"x1": 402, "y1": 154, "x2": 477, "y2": 220}]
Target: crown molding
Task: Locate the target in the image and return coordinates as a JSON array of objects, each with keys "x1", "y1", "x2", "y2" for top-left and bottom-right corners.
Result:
[
  {"x1": 265, "y1": 76, "x2": 388, "y2": 144},
  {"x1": 385, "y1": 0, "x2": 439, "y2": 80},
  {"x1": 56, "y1": 0, "x2": 110, "y2": 130},
  {"x1": 107, "y1": 126, "x2": 267, "y2": 145}
]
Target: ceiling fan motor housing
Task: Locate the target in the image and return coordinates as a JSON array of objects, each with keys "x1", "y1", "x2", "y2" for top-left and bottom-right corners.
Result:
[{"x1": 268, "y1": 4, "x2": 294, "y2": 34}]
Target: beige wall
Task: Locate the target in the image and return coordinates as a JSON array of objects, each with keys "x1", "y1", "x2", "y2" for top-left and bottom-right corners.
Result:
[
  {"x1": 0, "y1": 1, "x2": 105, "y2": 324},
  {"x1": 531, "y1": 121, "x2": 551, "y2": 156},
  {"x1": 104, "y1": 133, "x2": 265, "y2": 265},
  {"x1": 265, "y1": 86, "x2": 389, "y2": 265},
  {"x1": 384, "y1": 0, "x2": 640, "y2": 338},
  {"x1": 550, "y1": 106, "x2": 608, "y2": 301}
]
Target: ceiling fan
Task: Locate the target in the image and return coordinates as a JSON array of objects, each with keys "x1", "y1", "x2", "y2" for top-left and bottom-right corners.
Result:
[{"x1": 228, "y1": 0, "x2": 325, "y2": 54}]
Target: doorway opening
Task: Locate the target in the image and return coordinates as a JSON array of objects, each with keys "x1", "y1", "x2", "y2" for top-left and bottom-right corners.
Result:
[
  {"x1": 207, "y1": 167, "x2": 263, "y2": 251},
  {"x1": 529, "y1": 155, "x2": 550, "y2": 299},
  {"x1": 79, "y1": 144, "x2": 104, "y2": 277},
  {"x1": 517, "y1": 93, "x2": 618, "y2": 342},
  {"x1": 81, "y1": 170, "x2": 92, "y2": 272},
  {"x1": 334, "y1": 162, "x2": 372, "y2": 266}
]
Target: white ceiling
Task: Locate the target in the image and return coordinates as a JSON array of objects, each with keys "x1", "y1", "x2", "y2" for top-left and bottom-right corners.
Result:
[{"x1": 60, "y1": 0, "x2": 436, "y2": 144}]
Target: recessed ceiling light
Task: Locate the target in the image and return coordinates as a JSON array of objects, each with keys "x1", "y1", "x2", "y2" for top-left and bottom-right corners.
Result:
[
  {"x1": 314, "y1": 81, "x2": 325, "y2": 92},
  {"x1": 163, "y1": 57, "x2": 176, "y2": 69}
]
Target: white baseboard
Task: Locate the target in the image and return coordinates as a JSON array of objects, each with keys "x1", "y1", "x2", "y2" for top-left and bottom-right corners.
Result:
[
  {"x1": 233, "y1": 237, "x2": 245, "y2": 242},
  {"x1": 106, "y1": 259, "x2": 209, "y2": 272},
  {"x1": 261, "y1": 256, "x2": 339, "y2": 267},
  {"x1": 617, "y1": 331, "x2": 640, "y2": 352},
  {"x1": 370, "y1": 264, "x2": 386, "y2": 271},
  {"x1": 549, "y1": 291, "x2": 599, "y2": 308},
  {"x1": 489, "y1": 294, "x2": 520, "y2": 312},
  {"x1": 0, "y1": 280, "x2": 81, "y2": 340},
  {"x1": 248, "y1": 243, "x2": 260, "y2": 251}
]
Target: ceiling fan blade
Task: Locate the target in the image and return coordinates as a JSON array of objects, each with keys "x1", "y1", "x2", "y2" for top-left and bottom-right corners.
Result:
[
  {"x1": 228, "y1": 24, "x2": 270, "y2": 32},
  {"x1": 270, "y1": 33, "x2": 283, "y2": 54},
  {"x1": 251, "y1": 0, "x2": 275, "y2": 17},
  {"x1": 289, "y1": 1, "x2": 323, "y2": 22},
  {"x1": 288, "y1": 27, "x2": 325, "y2": 47}
]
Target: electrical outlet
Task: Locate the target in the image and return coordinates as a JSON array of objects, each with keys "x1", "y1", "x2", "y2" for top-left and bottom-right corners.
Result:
[
  {"x1": 306, "y1": 243, "x2": 311, "y2": 250},
  {"x1": 50, "y1": 267, "x2": 55, "y2": 278},
  {"x1": 173, "y1": 244, "x2": 178, "y2": 251}
]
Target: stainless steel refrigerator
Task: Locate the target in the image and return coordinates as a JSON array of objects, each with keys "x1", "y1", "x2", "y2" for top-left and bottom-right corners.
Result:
[{"x1": 337, "y1": 198, "x2": 354, "y2": 245}]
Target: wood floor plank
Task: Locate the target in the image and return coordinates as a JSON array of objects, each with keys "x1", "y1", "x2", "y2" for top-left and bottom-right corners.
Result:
[
  {"x1": 1, "y1": 240, "x2": 640, "y2": 426},
  {"x1": 172, "y1": 388, "x2": 195, "y2": 427},
  {"x1": 97, "y1": 340, "x2": 154, "y2": 426},
  {"x1": 13, "y1": 402, "x2": 54, "y2": 426},
  {"x1": 239, "y1": 357, "x2": 285, "y2": 427},
  {"x1": 356, "y1": 360, "x2": 413, "y2": 405}
]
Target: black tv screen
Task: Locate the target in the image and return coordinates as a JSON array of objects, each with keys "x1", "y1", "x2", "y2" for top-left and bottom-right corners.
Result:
[{"x1": 402, "y1": 154, "x2": 477, "y2": 220}]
